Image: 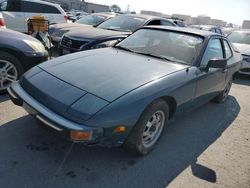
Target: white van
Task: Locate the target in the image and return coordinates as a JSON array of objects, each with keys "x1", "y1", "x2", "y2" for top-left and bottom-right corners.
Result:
[{"x1": 0, "y1": 0, "x2": 67, "y2": 33}]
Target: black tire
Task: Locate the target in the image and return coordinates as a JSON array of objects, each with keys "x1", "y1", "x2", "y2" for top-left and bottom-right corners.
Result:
[
  {"x1": 212, "y1": 77, "x2": 233, "y2": 103},
  {"x1": 0, "y1": 51, "x2": 23, "y2": 94},
  {"x1": 124, "y1": 99, "x2": 169, "y2": 155}
]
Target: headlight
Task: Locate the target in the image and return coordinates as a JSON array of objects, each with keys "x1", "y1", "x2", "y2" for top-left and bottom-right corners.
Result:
[
  {"x1": 52, "y1": 29, "x2": 68, "y2": 37},
  {"x1": 23, "y1": 39, "x2": 46, "y2": 52},
  {"x1": 90, "y1": 40, "x2": 119, "y2": 49},
  {"x1": 242, "y1": 55, "x2": 250, "y2": 63}
]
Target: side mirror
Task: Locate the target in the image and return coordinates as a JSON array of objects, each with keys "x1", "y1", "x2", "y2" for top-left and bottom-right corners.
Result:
[{"x1": 205, "y1": 59, "x2": 227, "y2": 71}]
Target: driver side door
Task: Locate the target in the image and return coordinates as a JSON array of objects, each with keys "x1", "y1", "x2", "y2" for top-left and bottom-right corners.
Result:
[{"x1": 194, "y1": 37, "x2": 227, "y2": 104}]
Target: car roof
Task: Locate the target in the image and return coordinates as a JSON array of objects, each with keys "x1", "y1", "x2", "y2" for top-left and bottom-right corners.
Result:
[
  {"x1": 142, "y1": 25, "x2": 221, "y2": 37},
  {"x1": 230, "y1": 29, "x2": 250, "y2": 33},
  {"x1": 120, "y1": 14, "x2": 167, "y2": 20},
  {"x1": 190, "y1": 25, "x2": 220, "y2": 30},
  {"x1": 92, "y1": 12, "x2": 117, "y2": 18},
  {"x1": 23, "y1": 0, "x2": 61, "y2": 7}
]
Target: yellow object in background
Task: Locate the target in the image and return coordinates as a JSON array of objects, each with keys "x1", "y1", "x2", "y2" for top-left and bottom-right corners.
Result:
[{"x1": 30, "y1": 15, "x2": 47, "y2": 33}]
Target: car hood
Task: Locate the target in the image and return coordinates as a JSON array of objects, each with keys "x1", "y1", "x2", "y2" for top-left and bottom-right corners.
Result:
[
  {"x1": 38, "y1": 48, "x2": 188, "y2": 102},
  {"x1": 65, "y1": 27, "x2": 130, "y2": 40},
  {"x1": 52, "y1": 23, "x2": 87, "y2": 30},
  {"x1": 0, "y1": 28, "x2": 41, "y2": 42},
  {"x1": 233, "y1": 43, "x2": 250, "y2": 55}
]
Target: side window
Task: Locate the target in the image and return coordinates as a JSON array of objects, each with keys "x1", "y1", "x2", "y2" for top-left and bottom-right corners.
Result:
[
  {"x1": 0, "y1": 1, "x2": 7, "y2": 11},
  {"x1": 21, "y1": 1, "x2": 60, "y2": 14},
  {"x1": 201, "y1": 38, "x2": 223, "y2": 66},
  {"x1": 4, "y1": 0, "x2": 21, "y2": 11},
  {"x1": 160, "y1": 20, "x2": 174, "y2": 26},
  {"x1": 223, "y1": 40, "x2": 233, "y2": 59},
  {"x1": 41, "y1": 4, "x2": 60, "y2": 14},
  {"x1": 215, "y1": 28, "x2": 222, "y2": 34},
  {"x1": 210, "y1": 28, "x2": 216, "y2": 33},
  {"x1": 147, "y1": 20, "x2": 161, "y2": 26}
]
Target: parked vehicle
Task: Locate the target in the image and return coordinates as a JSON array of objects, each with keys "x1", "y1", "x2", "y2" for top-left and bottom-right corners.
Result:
[
  {"x1": 0, "y1": 28, "x2": 48, "y2": 93},
  {"x1": 67, "y1": 11, "x2": 88, "y2": 22},
  {"x1": 50, "y1": 13, "x2": 116, "y2": 46},
  {"x1": 0, "y1": 12, "x2": 5, "y2": 28},
  {"x1": 8, "y1": 26, "x2": 241, "y2": 155},
  {"x1": 59, "y1": 14, "x2": 177, "y2": 55},
  {"x1": 0, "y1": 0, "x2": 67, "y2": 33},
  {"x1": 190, "y1": 25, "x2": 224, "y2": 35},
  {"x1": 228, "y1": 29, "x2": 250, "y2": 75}
]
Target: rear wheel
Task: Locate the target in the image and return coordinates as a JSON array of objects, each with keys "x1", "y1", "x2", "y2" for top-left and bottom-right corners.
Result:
[
  {"x1": 124, "y1": 99, "x2": 169, "y2": 155},
  {"x1": 213, "y1": 77, "x2": 233, "y2": 103},
  {"x1": 0, "y1": 52, "x2": 23, "y2": 94}
]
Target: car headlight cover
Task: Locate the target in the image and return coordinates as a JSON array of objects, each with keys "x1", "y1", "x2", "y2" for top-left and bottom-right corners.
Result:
[
  {"x1": 90, "y1": 40, "x2": 119, "y2": 49},
  {"x1": 68, "y1": 93, "x2": 109, "y2": 120},
  {"x1": 23, "y1": 39, "x2": 46, "y2": 52}
]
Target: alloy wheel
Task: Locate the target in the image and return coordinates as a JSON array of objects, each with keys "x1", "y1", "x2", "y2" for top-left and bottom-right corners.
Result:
[
  {"x1": 142, "y1": 110, "x2": 165, "y2": 148},
  {"x1": 0, "y1": 60, "x2": 18, "y2": 91}
]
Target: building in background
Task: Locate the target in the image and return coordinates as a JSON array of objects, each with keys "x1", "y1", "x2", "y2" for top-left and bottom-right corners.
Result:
[
  {"x1": 43, "y1": 0, "x2": 109, "y2": 13},
  {"x1": 141, "y1": 10, "x2": 171, "y2": 18},
  {"x1": 242, "y1": 20, "x2": 250, "y2": 29},
  {"x1": 141, "y1": 10, "x2": 228, "y2": 26}
]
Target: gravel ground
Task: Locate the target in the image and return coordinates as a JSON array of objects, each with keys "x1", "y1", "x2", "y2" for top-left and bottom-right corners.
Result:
[{"x1": 0, "y1": 75, "x2": 249, "y2": 188}]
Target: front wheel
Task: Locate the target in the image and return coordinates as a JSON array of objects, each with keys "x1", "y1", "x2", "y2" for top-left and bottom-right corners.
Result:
[
  {"x1": 212, "y1": 77, "x2": 233, "y2": 103},
  {"x1": 0, "y1": 52, "x2": 23, "y2": 94},
  {"x1": 124, "y1": 99, "x2": 169, "y2": 155}
]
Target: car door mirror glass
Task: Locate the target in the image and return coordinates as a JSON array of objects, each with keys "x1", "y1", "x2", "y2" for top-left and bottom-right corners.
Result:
[{"x1": 206, "y1": 59, "x2": 227, "y2": 70}]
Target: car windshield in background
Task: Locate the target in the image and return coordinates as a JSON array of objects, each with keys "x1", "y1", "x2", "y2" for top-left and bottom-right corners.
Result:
[
  {"x1": 76, "y1": 14, "x2": 107, "y2": 25},
  {"x1": 97, "y1": 16, "x2": 145, "y2": 32},
  {"x1": 116, "y1": 29, "x2": 204, "y2": 65},
  {"x1": 228, "y1": 32, "x2": 250, "y2": 45}
]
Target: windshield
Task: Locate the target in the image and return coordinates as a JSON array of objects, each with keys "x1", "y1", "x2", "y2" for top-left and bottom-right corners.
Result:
[
  {"x1": 228, "y1": 32, "x2": 250, "y2": 45},
  {"x1": 76, "y1": 14, "x2": 107, "y2": 26},
  {"x1": 97, "y1": 15, "x2": 145, "y2": 32},
  {"x1": 116, "y1": 29, "x2": 204, "y2": 65}
]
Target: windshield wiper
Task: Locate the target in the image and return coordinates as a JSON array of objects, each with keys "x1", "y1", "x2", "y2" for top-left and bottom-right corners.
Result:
[
  {"x1": 114, "y1": 47, "x2": 188, "y2": 65},
  {"x1": 132, "y1": 51, "x2": 177, "y2": 62},
  {"x1": 114, "y1": 46, "x2": 135, "y2": 52}
]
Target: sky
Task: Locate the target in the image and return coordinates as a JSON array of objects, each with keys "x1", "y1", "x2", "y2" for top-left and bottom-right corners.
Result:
[{"x1": 87, "y1": 0, "x2": 250, "y2": 25}]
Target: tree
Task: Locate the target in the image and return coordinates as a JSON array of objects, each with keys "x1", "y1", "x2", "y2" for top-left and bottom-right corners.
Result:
[{"x1": 110, "y1": 4, "x2": 121, "y2": 13}]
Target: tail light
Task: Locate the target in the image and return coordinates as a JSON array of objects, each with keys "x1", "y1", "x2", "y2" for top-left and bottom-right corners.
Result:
[
  {"x1": 64, "y1": 15, "x2": 68, "y2": 22},
  {"x1": 0, "y1": 18, "x2": 5, "y2": 27}
]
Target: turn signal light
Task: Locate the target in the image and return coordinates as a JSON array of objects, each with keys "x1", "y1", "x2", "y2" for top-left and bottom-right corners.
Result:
[
  {"x1": 70, "y1": 131, "x2": 92, "y2": 141},
  {"x1": 114, "y1": 126, "x2": 126, "y2": 133}
]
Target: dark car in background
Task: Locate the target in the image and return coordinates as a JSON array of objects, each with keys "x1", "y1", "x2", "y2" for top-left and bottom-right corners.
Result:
[
  {"x1": 50, "y1": 12, "x2": 117, "y2": 46},
  {"x1": 8, "y1": 26, "x2": 241, "y2": 155},
  {"x1": 228, "y1": 29, "x2": 250, "y2": 75},
  {"x1": 0, "y1": 28, "x2": 48, "y2": 93},
  {"x1": 190, "y1": 25, "x2": 224, "y2": 35},
  {"x1": 59, "y1": 14, "x2": 177, "y2": 55}
]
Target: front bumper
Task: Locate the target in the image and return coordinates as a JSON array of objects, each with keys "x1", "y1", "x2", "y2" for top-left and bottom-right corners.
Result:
[
  {"x1": 23, "y1": 52, "x2": 48, "y2": 71},
  {"x1": 7, "y1": 82, "x2": 103, "y2": 144},
  {"x1": 239, "y1": 60, "x2": 250, "y2": 75}
]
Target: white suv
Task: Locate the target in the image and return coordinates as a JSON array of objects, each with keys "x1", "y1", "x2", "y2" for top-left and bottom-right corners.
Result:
[
  {"x1": 0, "y1": 0, "x2": 67, "y2": 33},
  {"x1": 0, "y1": 12, "x2": 6, "y2": 28}
]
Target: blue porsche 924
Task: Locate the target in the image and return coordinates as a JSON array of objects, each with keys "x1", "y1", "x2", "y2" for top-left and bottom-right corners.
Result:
[{"x1": 8, "y1": 26, "x2": 242, "y2": 155}]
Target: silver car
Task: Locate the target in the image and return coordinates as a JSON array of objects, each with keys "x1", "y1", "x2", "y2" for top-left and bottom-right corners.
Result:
[{"x1": 228, "y1": 30, "x2": 250, "y2": 75}]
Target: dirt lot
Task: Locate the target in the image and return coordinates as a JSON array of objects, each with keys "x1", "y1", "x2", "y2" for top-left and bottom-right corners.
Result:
[{"x1": 0, "y1": 75, "x2": 249, "y2": 188}]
